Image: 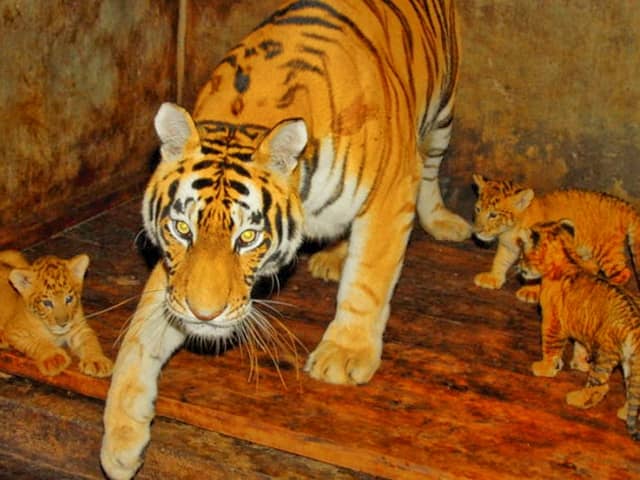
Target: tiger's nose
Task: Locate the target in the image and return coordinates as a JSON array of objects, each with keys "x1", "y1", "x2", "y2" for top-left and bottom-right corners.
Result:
[{"x1": 187, "y1": 300, "x2": 226, "y2": 321}]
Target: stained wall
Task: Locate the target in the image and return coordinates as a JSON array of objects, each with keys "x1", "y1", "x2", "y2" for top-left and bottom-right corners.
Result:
[{"x1": 0, "y1": 0, "x2": 177, "y2": 247}]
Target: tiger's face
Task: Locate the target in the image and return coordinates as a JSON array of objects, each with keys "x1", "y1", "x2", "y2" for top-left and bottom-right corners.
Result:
[
  {"x1": 9, "y1": 255, "x2": 89, "y2": 335},
  {"x1": 143, "y1": 103, "x2": 307, "y2": 339},
  {"x1": 472, "y1": 174, "x2": 534, "y2": 242},
  {"x1": 518, "y1": 220, "x2": 576, "y2": 281}
]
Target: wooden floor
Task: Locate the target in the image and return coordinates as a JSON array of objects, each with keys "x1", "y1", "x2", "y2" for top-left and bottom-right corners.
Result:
[{"x1": 1, "y1": 197, "x2": 639, "y2": 479}]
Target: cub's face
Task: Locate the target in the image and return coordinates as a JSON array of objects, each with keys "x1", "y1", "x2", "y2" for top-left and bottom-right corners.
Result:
[
  {"x1": 143, "y1": 103, "x2": 307, "y2": 340},
  {"x1": 472, "y1": 174, "x2": 534, "y2": 242},
  {"x1": 518, "y1": 220, "x2": 576, "y2": 280},
  {"x1": 10, "y1": 255, "x2": 89, "y2": 335}
]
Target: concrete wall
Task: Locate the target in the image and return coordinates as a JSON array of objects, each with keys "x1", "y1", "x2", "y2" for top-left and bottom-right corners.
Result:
[{"x1": 0, "y1": 0, "x2": 177, "y2": 247}]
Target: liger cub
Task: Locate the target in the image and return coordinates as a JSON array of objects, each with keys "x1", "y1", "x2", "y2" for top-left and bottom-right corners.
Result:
[
  {"x1": 0, "y1": 250, "x2": 113, "y2": 377},
  {"x1": 472, "y1": 174, "x2": 640, "y2": 303},
  {"x1": 101, "y1": 1, "x2": 471, "y2": 478},
  {"x1": 518, "y1": 220, "x2": 640, "y2": 441}
]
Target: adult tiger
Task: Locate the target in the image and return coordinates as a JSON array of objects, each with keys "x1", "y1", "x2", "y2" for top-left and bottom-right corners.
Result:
[{"x1": 101, "y1": 0, "x2": 470, "y2": 477}]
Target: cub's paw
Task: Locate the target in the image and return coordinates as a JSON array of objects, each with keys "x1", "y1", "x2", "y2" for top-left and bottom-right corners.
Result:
[
  {"x1": 305, "y1": 339, "x2": 381, "y2": 385},
  {"x1": 566, "y1": 384, "x2": 609, "y2": 409},
  {"x1": 80, "y1": 355, "x2": 114, "y2": 378},
  {"x1": 515, "y1": 285, "x2": 540, "y2": 303},
  {"x1": 101, "y1": 425, "x2": 148, "y2": 480},
  {"x1": 308, "y1": 241, "x2": 347, "y2": 282},
  {"x1": 37, "y1": 350, "x2": 71, "y2": 376},
  {"x1": 569, "y1": 342, "x2": 590, "y2": 372},
  {"x1": 421, "y1": 210, "x2": 472, "y2": 242},
  {"x1": 531, "y1": 358, "x2": 562, "y2": 377},
  {"x1": 617, "y1": 401, "x2": 629, "y2": 421},
  {"x1": 474, "y1": 272, "x2": 505, "y2": 290}
]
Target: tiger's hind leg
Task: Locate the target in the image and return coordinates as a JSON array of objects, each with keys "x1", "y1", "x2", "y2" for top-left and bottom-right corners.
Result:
[
  {"x1": 566, "y1": 349, "x2": 617, "y2": 409},
  {"x1": 416, "y1": 105, "x2": 471, "y2": 242},
  {"x1": 308, "y1": 240, "x2": 348, "y2": 282}
]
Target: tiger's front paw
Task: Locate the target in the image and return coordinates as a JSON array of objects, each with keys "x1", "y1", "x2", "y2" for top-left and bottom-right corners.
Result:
[
  {"x1": 305, "y1": 339, "x2": 381, "y2": 385},
  {"x1": 421, "y1": 210, "x2": 472, "y2": 242},
  {"x1": 515, "y1": 285, "x2": 540, "y2": 303},
  {"x1": 79, "y1": 354, "x2": 114, "y2": 378},
  {"x1": 37, "y1": 349, "x2": 71, "y2": 376},
  {"x1": 566, "y1": 384, "x2": 609, "y2": 409},
  {"x1": 474, "y1": 272, "x2": 505, "y2": 290},
  {"x1": 531, "y1": 358, "x2": 563, "y2": 377},
  {"x1": 101, "y1": 422, "x2": 149, "y2": 480}
]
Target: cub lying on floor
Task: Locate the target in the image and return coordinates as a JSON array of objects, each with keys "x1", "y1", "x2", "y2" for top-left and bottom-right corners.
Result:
[
  {"x1": 0, "y1": 250, "x2": 113, "y2": 377},
  {"x1": 518, "y1": 220, "x2": 640, "y2": 440},
  {"x1": 472, "y1": 174, "x2": 640, "y2": 303}
]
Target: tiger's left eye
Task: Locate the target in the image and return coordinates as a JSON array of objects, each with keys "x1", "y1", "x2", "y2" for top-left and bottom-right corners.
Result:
[
  {"x1": 65, "y1": 295, "x2": 74, "y2": 304},
  {"x1": 237, "y1": 229, "x2": 259, "y2": 248}
]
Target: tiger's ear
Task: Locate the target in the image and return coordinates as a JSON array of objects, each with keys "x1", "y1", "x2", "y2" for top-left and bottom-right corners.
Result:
[
  {"x1": 154, "y1": 102, "x2": 201, "y2": 162},
  {"x1": 68, "y1": 254, "x2": 90, "y2": 283},
  {"x1": 511, "y1": 188, "x2": 534, "y2": 212},
  {"x1": 558, "y1": 219, "x2": 576, "y2": 238},
  {"x1": 257, "y1": 119, "x2": 308, "y2": 176},
  {"x1": 9, "y1": 268, "x2": 34, "y2": 295}
]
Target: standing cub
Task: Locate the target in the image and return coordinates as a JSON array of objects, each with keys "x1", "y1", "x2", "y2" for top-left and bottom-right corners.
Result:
[
  {"x1": 519, "y1": 220, "x2": 640, "y2": 440},
  {"x1": 472, "y1": 174, "x2": 640, "y2": 303},
  {"x1": 0, "y1": 250, "x2": 113, "y2": 377}
]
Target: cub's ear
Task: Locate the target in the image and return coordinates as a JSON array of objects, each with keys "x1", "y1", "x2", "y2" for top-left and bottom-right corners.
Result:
[
  {"x1": 558, "y1": 219, "x2": 576, "y2": 238},
  {"x1": 512, "y1": 188, "x2": 534, "y2": 212},
  {"x1": 154, "y1": 102, "x2": 201, "y2": 162},
  {"x1": 257, "y1": 118, "x2": 308, "y2": 176},
  {"x1": 472, "y1": 174, "x2": 486, "y2": 188},
  {"x1": 9, "y1": 268, "x2": 34, "y2": 295},
  {"x1": 68, "y1": 254, "x2": 90, "y2": 283}
]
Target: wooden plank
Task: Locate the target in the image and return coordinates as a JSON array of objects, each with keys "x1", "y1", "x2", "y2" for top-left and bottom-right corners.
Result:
[
  {"x1": 0, "y1": 197, "x2": 638, "y2": 479},
  {"x1": 0, "y1": 376, "x2": 371, "y2": 479}
]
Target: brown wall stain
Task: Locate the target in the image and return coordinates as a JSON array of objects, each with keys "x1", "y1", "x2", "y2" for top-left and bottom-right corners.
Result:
[{"x1": 0, "y1": 0, "x2": 178, "y2": 247}]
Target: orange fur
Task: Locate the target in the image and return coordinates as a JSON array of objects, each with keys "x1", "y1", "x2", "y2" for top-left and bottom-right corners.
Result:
[
  {"x1": 473, "y1": 174, "x2": 640, "y2": 303},
  {"x1": 519, "y1": 221, "x2": 640, "y2": 440},
  {"x1": 0, "y1": 251, "x2": 112, "y2": 377}
]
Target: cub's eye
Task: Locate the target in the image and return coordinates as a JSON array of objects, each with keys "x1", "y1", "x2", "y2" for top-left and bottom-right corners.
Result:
[
  {"x1": 487, "y1": 212, "x2": 498, "y2": 220},
  {"x1": 173, "y1": 220, "x2": 192, "y2": 239},
  {"x1": 65, "y1": 295, "x2": 74, "y2": 304},
  {"x1": 237, "y1": 229, "x2": 259, "y2": 249},
  {"x1": 42, "y1": 299, "x2": 53, "y2": 308}
]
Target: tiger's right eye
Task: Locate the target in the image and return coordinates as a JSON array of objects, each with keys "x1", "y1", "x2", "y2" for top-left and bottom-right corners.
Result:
[{"x1": 42, "y1": 299, "x2": 53, "y2": 308}]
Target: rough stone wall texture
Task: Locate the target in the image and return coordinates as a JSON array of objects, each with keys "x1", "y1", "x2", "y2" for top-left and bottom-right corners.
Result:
[
  {"x1": 0, "y1": 0, "x2": 177, "y2": 247},
  {"x1": 450, "y1": 1, "x2": 640, "y2": 213}
]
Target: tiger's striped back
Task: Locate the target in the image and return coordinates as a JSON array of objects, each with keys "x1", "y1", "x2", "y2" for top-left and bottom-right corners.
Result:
[{"x1": 519, "y1": 220, "x2": 640, "y2": 440}]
